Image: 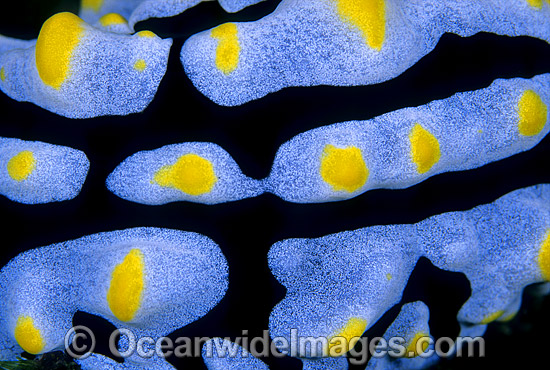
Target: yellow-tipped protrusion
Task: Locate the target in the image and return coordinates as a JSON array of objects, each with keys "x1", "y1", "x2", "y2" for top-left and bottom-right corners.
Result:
[
  {"x1": 81, "y1": 0, "x2": 104, "y2": 12},
  {"x1": 0, "y1": 67, "x2": 5, "y2": 82},
  {"x1": 538, "y1": 230, "x2": 550, "y2": 280},
  {"x1": 410, "y1": 123, "x2": 441, "y2": 174},
  {"x1": 320, "y1": 145, "x2": 368, "y2": 193},
  {"x1": 335, "y1": 0, "x2": 386, "y2": 50},
  {"x1": 99, "y1": 13, "x2": 127, "y2": 27},
  {"x1": 137, "y1": 30, "x2": 157, "y2": 38},
  {"x1": 14, "y1": 316, "x2": 45, "y2": 355},
  {"x1": 327, "y1": 317, "x2": 367, "y2": 356},
  {"x1": 134, "y1": 59, "x2": 147, "y2": 72},
  {"x1": 405, "y1": 332, "x2": 430, "y2": 357},
  {"x1": 480, "y1": 310, "x2": 504, "y2": 325},
  {"x1": 7, "y1": 151, "x2": 36, "y2": 182},
  {"x1": 518, "y1": 90, "x2": 547, "y2": 136},
  {"x1": 35, "y1": 12, "x2": 84, "y2": 90},
  {"x1": 153, "y1": 154, "x2": 218, "y2": 196},
  {"x1": 211, "y1": 23, "x2": 240, "y2": 75},
  {"x1": 107, "y1": 249, "x2": 145, "y2": 322}
]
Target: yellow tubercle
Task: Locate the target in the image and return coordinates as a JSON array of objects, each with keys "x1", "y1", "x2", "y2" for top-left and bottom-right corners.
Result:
[
  {"x1": 386, "y1": 273, "x2": 392, "y2": 281},
  {"x1": 99, "y1": 13, "x2": 127, "y2": 27},
  {"x1": 81, "y1": 0, "x2": 104, "y2": 12},
  {"x1": 327, "y1": 317, "x2": 367, "y2": 356},
  {"x1": 14, "y1": 316, "x2": 45, "y2": 355},
  {"x1": 137, "y1": 30, "x2": 157, "y2": 38},
  {"x1": 107, "y1": 249, "x2": 145, "y2": 322},
  {"x1": 153, "y1": 154, "x2": 218, "y2": 196},
  {"x1": 526, "y1": 0, "x2": 543, "y2": 8},
  {"x1": 0, "y1": 67, "x2": 5, "y2": 82},
  {"x1": 409, "y1": 123, "x2": 441, "y2": 174},
  {"x1": 35, "y1": 12, "x2": 85, "y2": 90},
  {"x1": 211, "y1": 23, "x2": 240, "y2": 75},
  {"x1": 518, "y1": 90, "x2": 547, "y2": 136},
  {"x1": 405, "y1": 332, "x2": 430, "y2": 358},
  {"x1": 134, "y1": 59, "x2": 147, "y2": 72},
  {"x1": 538, "y1": 229, "x2": 550, "y2": 280},
  {"x1": 7, "y1": 151, "x2": 36, "y2": 182},
  {"x1": 480, "y1": 310, "x2": 504, "y2": 325},
  {"x1": 335, "y1": 0, "x2": 386, "y2": 50},
  {"x1": 320, "y1": 145, "x2": 368, "y2": 193}
]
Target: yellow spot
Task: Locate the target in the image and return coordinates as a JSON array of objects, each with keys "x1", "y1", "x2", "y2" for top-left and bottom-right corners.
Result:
[
  {"x1": 81, "y1": 0, "x2": 103, "y2": 12},
  {"x1": 386, "y1": 273, "x2": 392, "y2": 281},
  {"x1": 335, "y1": 0, "x2": 386, "y2": 50},
  {"x1": 530, "y1": 0, "x2": 550, "y2": 7},
  {"x1": 99, "y1": 13, "x2": 127, "y2": 27},
  {"x1": 14, "y1": 316, "x2": 45, "y2": 355},
  {"x1": 0, "y1": 67, "x2": 5, "y2": 82},
  {"x1": 134, "y1": 59, "x2": 147, "y2": 72},
  {"x1": 327, "y1": 317, "x2": 367, "y2": 356},
  {"x1": 498, "y1": 312, "x2": 516, "y2": 322},
  {"x1": 538, "y1": 230, "x2": 550, "y2": 280},
  {"x1": 518, "y1": 90, "x2": 547, "y2": 136},
  {"x1": 35, "y1": 12, "x2": 84, "y2": 90},
  {"x1": 153, "y1": 154, "x2": 217, "y2": 196},
  {"x1": 480, "y1": 310, "x2": 504, "y2": 325},
  {"x1": 107, "y1": 249, "x2": 145, "y2": 322},
  {"x1": 7, "y1": 151, "x2": 36, "y2": 182},
  {"x1": 405, "y1": 332, "x2": 430, "y2": 358},
  {"x1": 211, "y1": 23, "x2": 240, "y2": 75},
  {"x1": 409, "y1": 124, "x2": 441, "y2": 174},
  {"x1": 477, "y1": 129, "x2": 483, "y2": 134},
  {"x1": 320, "y1": 145, "x2": 368, "y2": 193},
  {"x1": 137, "y1": 30, "x2": 157, "y2": 38}
]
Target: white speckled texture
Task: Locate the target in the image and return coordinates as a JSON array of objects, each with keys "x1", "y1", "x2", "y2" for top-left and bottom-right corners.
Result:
[
  {"x1": 202, "y1": 338, "x2": 269, "y2": 370},
  {"x1": 0, "y1": 13, "x2": 172, "y2": 119},
  {"x1": 181, "y1": 0, "x2": 550, "y2": 106},
  {"x1": 0, "y1": 227, "x2": 228, "y2": 369},
  {"x1": 266, "y1": 74, "x2": 550, "y2": 203},
  {"x1": 366, "y1": 301, "x2": 438, "y2": 370},
  {"x1": 268, "y1": 184, "x2": 550, "y2": 359},
  {"x1": 79, "y1": 0, "x2": 265, "y2": 29},
  {"x1": 0, "y1": 137, "x2": 89, "y2": 204},
  {"x1": 106, "y1": 142, "x2": 264, "y2": 205}
]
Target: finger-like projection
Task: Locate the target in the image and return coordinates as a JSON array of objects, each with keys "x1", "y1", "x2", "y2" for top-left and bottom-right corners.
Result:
[
  {"x1": 267, "y1": 74, "x2": 549, "y2": 203},
  {"x1": 0, "y1": 227, "x2": 228, "y2": 370},
  {"x1": 106, "y1": 143, "x2": 264, "y2": 205},
  {"x1": 202, "y1": 338, "x2": 269, "y2": 370},
  {"x1": 0, "y1": 137, "x2": 89, "y2": 204},
  {"x1": 0, "y1": 12, "x2": 172, "y2": 118},
  {"x1": 365, "y1": 301, "x2": 437, "y2": 370},
  {"x1": 79, "y1": 0, "x2": 265, "y2": 29},
  {"x1": 181, "y1": 0, "x2": 550, "y2": 106},
  {"x1": 268, "y1": 184, "x2": 550, "y2": 361}
]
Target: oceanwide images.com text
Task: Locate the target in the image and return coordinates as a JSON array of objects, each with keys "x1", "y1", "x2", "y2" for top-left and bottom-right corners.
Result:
[{"x1": 65, "y1": 326, "x2": 485, "y2": 365}]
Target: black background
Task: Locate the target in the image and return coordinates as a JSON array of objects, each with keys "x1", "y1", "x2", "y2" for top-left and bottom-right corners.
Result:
[{"x1": 1, "y1": 1, "x2": 549, "y2": 369}]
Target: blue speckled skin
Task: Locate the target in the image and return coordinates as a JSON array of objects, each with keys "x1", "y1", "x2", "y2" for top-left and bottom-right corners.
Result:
[
  {"x1": 268, "y1": 184, "x2": 550, "y2": 360},
  {"x1": 0, "y1": 137, "x2": 89, "y2": 204},
  {"x1": 266, "y1": 74, "x2": 550, "y2": 203},
  {"x1": 0, "y1": 16, "x2": 172, "y2": 119},
  {"x1": 0, "y1": 227, "x2": 228, "y2": 370},
  {"x1": 202, "y1": 338, "x2": 269, "y2": 370},
  {"x1": 106, "y1": 142, "x2": 264, "y2": 205},
  {"x1": 181, "y1": 0, "x2": 550, "y2": 106},
  {"x1": 366, "y1": 301, "x2": 438, "y2": 370},
  {"x1": 79, "y1": 0, "x2": 265, "y2": 29},
  {"x1": 302, "y1": 356, "x2": 348, "y2": 370}
]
